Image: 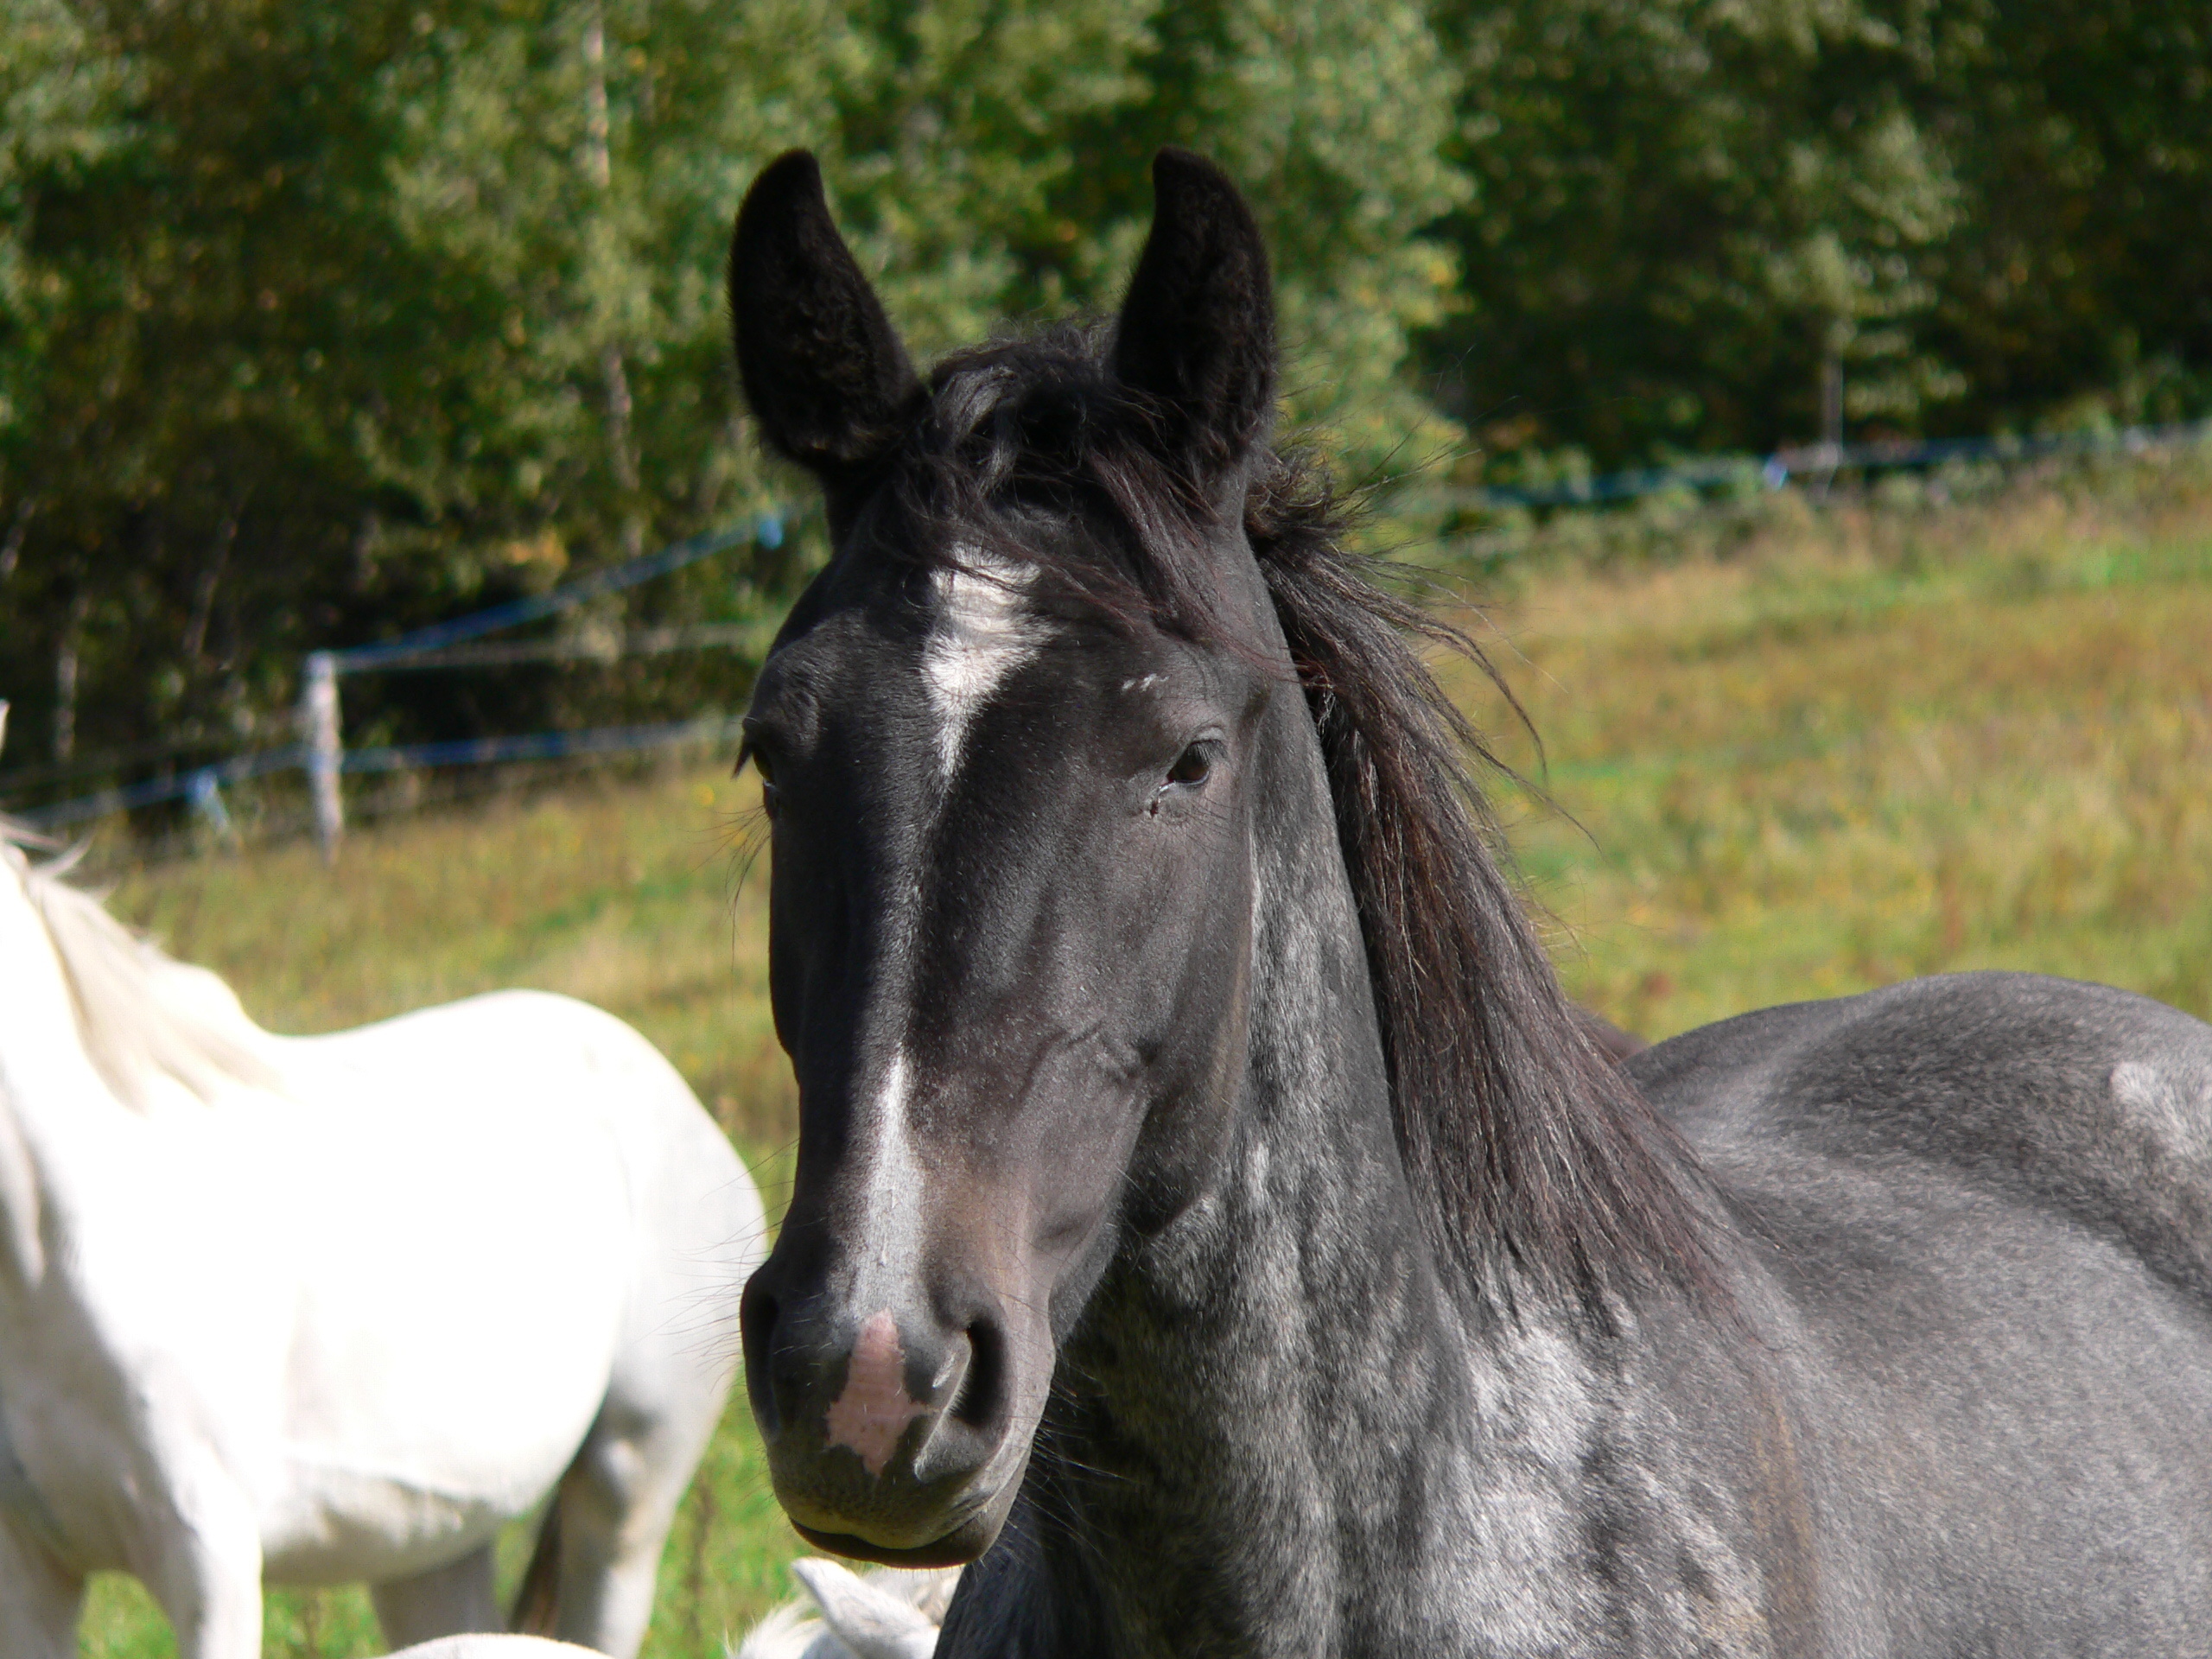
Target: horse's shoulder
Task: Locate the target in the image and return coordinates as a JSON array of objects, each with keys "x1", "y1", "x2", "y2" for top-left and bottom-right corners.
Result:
[{"x1": 1637, "y1": 971, "x2": 2212, "y2": 1297}]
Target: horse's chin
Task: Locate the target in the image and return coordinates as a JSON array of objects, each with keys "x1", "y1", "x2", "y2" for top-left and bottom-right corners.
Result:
[
  {"x1": 772, "y1": 1446, "x2": 1024, "y2": 1567},
  {"x1": 791, "y1": 1510, "x2": 1003, "y2": 1568}
]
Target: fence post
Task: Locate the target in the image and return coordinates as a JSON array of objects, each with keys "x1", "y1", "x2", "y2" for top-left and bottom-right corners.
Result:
[
  {"x1": 187, "y1": 767, "x2": 237, "y2": 849},
  {"x1": 302, "y1": 651, "x2": 344, "y2": 863}
]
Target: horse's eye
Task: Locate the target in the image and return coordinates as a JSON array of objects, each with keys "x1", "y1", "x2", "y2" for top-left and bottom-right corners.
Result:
[
  {"x1": 1166, "y1": 745, "x2": 1212, "y2": 787},
  {"x1": 746, "y1": 747, "x2": 780, "y2": 818}
]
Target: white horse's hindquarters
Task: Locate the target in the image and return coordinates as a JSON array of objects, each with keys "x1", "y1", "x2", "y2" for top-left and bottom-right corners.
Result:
[
  {"x1": 0, "y1": 1074, "x2": 616, "y2": 1584},
  {"x1": 2, "y1": 972, "x2": 759, "y2": 1596},
  {"x1": 261, "y1": 989, "x2": 760, "y2": 1580},
  {"x1": 247, "y1": 995, "x2": 701, "y2": 1578},
  {"x1": 0, "y1": 841, "x2": 765, "y2": 1659}
]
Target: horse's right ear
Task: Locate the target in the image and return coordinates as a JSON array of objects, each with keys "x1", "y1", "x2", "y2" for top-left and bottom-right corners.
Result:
[{"x1": 729, "y1": 151, "x2": 922, "y2": 490}]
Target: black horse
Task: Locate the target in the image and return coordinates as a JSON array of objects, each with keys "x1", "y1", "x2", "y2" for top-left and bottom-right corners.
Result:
[{"x1": 729, "y1": 148, "x2": 2212, "y2": 1655}]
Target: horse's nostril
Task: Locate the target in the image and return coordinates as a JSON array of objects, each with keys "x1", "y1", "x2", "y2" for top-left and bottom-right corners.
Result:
[
  {"x1": 740, "y1": 1281, "x2": 780, "y2": 1361},
  {"x1": 950, "y1": 1316, "x2": 1004, "y2": 1430},
  {"x1": 739, "y1": 1281, "x2": 784, "y2": 1434}
]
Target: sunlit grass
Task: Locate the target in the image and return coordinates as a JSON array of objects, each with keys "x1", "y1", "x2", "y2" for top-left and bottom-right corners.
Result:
[
  {"x1": 73, "y1": 442, "x2": 2212, "y2": 1655},
  {"x1": 1448, "y1": 446, "x2": 2212, "y2": 1041}
]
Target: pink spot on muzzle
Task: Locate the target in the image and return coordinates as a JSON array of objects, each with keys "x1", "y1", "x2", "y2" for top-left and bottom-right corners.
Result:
[{"x1": 824, "y1": 1310, "x2": 931, "y2": 1476}]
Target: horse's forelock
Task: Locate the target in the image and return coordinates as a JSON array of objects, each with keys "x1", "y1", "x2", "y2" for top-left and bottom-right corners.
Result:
[{"x1": 868, "y1": 329, "x2": 1263, "y2": 643}]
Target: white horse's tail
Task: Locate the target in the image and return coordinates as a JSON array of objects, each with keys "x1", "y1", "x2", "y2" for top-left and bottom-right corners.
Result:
[{"x1": 509, "y1": 1489, "x2": 565, "y2": 1636}]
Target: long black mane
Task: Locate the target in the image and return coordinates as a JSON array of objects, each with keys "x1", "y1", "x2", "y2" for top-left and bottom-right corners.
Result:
[{"x1": 839, "y1": 325, "x2": 1716, "y2": 1308}]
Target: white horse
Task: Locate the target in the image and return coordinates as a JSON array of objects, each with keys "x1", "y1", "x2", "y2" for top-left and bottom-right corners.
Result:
[
  {"x1": 730, "y1": 1559, "x2": 957, "y2": 1659},
  {"x1": 384, "y1": 1558, "x2": 957, "y2": 1659},
  {"x1": 0, "y1": 711, "x2": 765, "y2": 1659}
]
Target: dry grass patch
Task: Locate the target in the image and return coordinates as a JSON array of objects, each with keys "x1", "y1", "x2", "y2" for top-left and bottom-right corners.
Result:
[{"x1": 1452, "y1": 447, "x2": 2212, "y2": 1042}]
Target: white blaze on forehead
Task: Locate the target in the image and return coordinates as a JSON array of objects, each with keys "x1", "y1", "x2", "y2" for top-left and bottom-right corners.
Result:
[{"x1": 922, "y1": 550, "x2": 1039, "y2": 776}]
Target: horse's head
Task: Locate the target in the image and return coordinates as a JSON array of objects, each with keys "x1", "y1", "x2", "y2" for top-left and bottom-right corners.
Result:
[{"x1": 731, "y1": 149, "x2": 1305, "y2": 1564}]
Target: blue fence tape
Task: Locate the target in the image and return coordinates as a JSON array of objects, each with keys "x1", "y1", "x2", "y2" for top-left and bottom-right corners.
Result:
[
  {"x1": 18, "y1": 745, "x2": 309, "y2": 830},
  {"x1": 330, "y1": 512, "x2": 784, "y2": 671},
  {"x1": 16, "y1": 417, "x2": 2207, "y2": 836},
  {"x1": 14, "y1": 718, "x2": 745, "y2": 832},
  {"x1": 338, "y1": 716, "x2": 742, "y2": 774},
  {"x1": 1467, "y1": 417, "x2": 2212, "y2": 510},
  {"x1": 9, "y1": 506, "x2": 780, "y2": 829}
]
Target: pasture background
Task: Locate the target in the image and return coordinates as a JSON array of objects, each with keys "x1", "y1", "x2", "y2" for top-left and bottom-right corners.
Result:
[
  {"x1": 77, "y1": 448, "x2": 2212, "y2": 1656},
  {"x1": 6, "y1": 0, "x2": 2207, "y2": 820}
]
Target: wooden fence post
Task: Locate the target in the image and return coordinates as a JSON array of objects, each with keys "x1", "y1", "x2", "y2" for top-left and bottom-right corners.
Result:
[{"x1": 303, "y1": 651, "x2": 344, "y2": 863}]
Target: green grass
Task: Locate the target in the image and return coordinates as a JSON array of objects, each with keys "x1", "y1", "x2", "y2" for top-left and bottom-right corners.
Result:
[
  {"x1": 73, "y1": 443, "x2": 2212, "y2": 1655},
  {"x1": 1446, "y1": 445, "x2": 2212, "y2": 1039}
]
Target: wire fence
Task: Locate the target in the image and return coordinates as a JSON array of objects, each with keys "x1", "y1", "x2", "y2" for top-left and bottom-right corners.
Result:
[
  {"x1": 8, "y1": 509, "x2": 788, "y2": 853},
  {"x1": 22, "y1": 715, "x2": 750, "y2": 835},
  {"x1": 1449, "y1": 416, "x2": 2212, "y2": 510},
  {"x1": 9, "y1": 414, "x2": 2209, "y2": 853}
]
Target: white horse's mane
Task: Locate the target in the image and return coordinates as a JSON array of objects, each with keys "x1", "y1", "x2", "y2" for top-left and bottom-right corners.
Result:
[{"x1": 3, "y1": 815, "x2": 279, "y2": 1109}]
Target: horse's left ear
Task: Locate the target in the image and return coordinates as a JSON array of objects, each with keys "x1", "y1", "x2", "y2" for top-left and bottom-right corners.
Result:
[{"x1": 1111, "y1": 148, "x2": 1277, "y2": 483}]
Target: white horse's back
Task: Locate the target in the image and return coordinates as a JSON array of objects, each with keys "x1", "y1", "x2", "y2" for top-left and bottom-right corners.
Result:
[{"x1": 245, "y1": 990, "x2": 760, "y2": 1583}]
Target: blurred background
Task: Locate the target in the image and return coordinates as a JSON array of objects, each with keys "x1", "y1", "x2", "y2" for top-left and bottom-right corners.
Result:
[
  {"x1": 1, "y1": 0, "x2": 2204, "y2": 813},
  {"x1": 5, "y1": 3, "x2": 2211, "y2": 1652}
]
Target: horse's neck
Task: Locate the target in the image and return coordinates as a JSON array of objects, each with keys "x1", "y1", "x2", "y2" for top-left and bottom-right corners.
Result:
[{"x1": 1006, "y1": 738, "x2": 1618, "y2": 1657}]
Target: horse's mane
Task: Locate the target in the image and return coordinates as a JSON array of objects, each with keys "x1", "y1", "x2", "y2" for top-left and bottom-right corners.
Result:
[
  {"x1": 865, "y1": 327, "x2": 1716, "y2": 1307},
  {"x1": 1, "y1": 818, "x2": 278, "y2": 1110}
]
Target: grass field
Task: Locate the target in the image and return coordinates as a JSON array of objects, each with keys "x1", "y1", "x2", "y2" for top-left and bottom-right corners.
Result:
[{"x1": 74, "y1": 443, "x2": 2212, "y2": 1656}]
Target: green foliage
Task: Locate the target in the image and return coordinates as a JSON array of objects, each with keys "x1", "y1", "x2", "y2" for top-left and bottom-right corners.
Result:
[
  {"x1": 1433, "y1": 0, "x2": 1966, "y2": 464},
  {"x1": 1428, "y1": 0, "x2": 2209, "y2": 472},
  {"x1": 1922, "y1": 0, "x2": 2212, "y2": 430},
  {"x1": 0, "y1": 0, "x2": 1466, "y2": 811},
  {"x1": 3, "y1": 0, "x2": 2206, "y2": 815}
]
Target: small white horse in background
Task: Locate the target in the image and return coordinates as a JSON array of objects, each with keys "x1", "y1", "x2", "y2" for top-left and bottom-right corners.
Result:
[
  {"x1": 732, "y1": 1559, "x2": 957, "y2": 1659},
  {"x1": 387, "y1": 1642, "x2": 607, "y2": 1658},
  {"x1": 382, "y1": 1558, "x2": 955, "y2": 1659},
  {"x1": 0, "y1": 708, "x2": 766, "y2": 1659}
]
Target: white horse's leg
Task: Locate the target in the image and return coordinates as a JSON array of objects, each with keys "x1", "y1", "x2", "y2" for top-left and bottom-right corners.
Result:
[
  {"x1": 142, "y1": 1482, "x2": 264, "y2": 1659},
  {"x1": 544, "y1": 1408, "x2": 705, "y2": 1658},
  {"x1": 0, "y1": 1512, "x2": 83, "y2": 1659},
  {"x1": 372, "y1": 1541, "x2": 501, "y2": 1648}
]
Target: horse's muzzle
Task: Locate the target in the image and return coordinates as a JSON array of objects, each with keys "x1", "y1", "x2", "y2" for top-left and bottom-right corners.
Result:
[{"x1": 740, "y1": 1262, "x2": 1029, "y2": 1565}]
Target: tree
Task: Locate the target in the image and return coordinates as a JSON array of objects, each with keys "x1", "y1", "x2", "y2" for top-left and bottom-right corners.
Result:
[
  {"x1": 1922, "y1": 0, "x2": 2212, "y2": 429},
  {"x1": 1426, "y1": 0, "x2": 2210, "y2": 470},
  {"x1": 1, "y1": 0, "x2": 1471, "y2": 809},
  {"x1": 1429, "y1": 0, "x2": 1961, "y2": 469}
]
